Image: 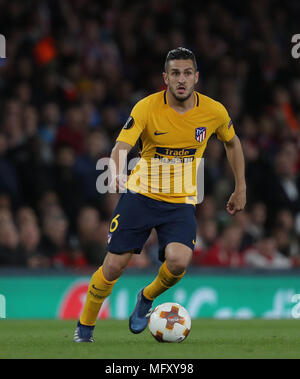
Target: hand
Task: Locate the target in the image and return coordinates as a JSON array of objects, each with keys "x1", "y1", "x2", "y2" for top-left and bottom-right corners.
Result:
[
  {"x1": 111, "y1": 174, "x2": 127, "y2": 192},
  {"x1": 226, "y1": 189, "x2": 246, "y2": 215}
]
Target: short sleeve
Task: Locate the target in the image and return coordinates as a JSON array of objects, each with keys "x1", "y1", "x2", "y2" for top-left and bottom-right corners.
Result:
[
  {"x1": 215, "y1": 102, "x2": 235, "y2": 142},
  {"x1": 116, "y1": 98, "x2": 148, "y2": 146}
]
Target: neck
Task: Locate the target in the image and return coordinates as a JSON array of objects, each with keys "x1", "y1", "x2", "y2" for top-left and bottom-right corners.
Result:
[{"x1": 166, "y1": 89, "x2": 195, "y2": 114}]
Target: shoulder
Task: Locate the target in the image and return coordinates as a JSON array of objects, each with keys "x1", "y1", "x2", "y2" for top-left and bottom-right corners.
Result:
[
  {"x1": 133, "y1": 91, "x2": 165, "y2": 110},
  {"x1": 196, "y1": 92, "x2": 229, "y2": 117}
]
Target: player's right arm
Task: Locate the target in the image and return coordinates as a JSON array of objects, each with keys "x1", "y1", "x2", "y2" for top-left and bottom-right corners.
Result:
[
  {"x1": 109, "y1": 141, "x2": 132, "y2": 192},
  {"x1": 109, "y1": 96, "x2": 149, "y2": 192}
]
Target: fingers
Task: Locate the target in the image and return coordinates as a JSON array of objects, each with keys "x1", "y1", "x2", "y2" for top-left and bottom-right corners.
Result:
[
  {"x1": 109, "y1": 174, "x2": 127, "y2": 192},
  {"x1": 226, "y1": 200, "x2": 245, "y2": 215},
  {"x1": 114, "y1": 174, "x2": 128, "y2": 192},
  {"x1": 226, "y1": 203, "x2": 235, "y2": 215},
  {"x1": 226, "y1": 190, "x2": 246, "y2": 215},
  {"x1": 226, "y1": 202, "x2": 238, "y2": 215}
]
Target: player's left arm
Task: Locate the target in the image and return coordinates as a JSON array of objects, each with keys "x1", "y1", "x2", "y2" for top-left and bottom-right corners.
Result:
[{"x1": 223, "y1": 135, "x2": 247, "y2": 215}]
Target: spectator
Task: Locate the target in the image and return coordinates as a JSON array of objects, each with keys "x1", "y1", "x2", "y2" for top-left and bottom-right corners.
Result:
[
  {"x1": 76, "y1": 206, "x2": 106, "y2": 266},
  {"x1": 74, "y1": 129, "x2": 110, "y2": 207},
  {"x1": 0, "y1": 133, "x2": 21, "y2": 205},
  {"x1": 16, "y1": 206, "x2": 38, "y2": 227},
  {"x1": 239, "y1": 202, "x2": 267, "y2": 250},
  {"x1": 81, "y1": 101, "x2": 101, "y2": 128},
  {"x1": 243, "y1": 237, "x2": 294, "y2": 269},
  {"x1": 196, "y1": 195, "x2": 217, "y2": 224},
  {"x1": 37, "y1": 190, "x2": 61, "y2": 220},
  {"x1": 203, "y1": 136, "x2": 224, "y2": 184},
  {"x1": 38, "y1": 102, "x2": 61, "y2": 148},
  {"x1": 0, "y1": 192, "x2": 11, "y2": 210},
  {"x1": 200, "y1": 225, "x2": 244, "y2": 267},
  {"x1": 272, "y1": 209, "x2": 300, "y2": 258},
  {"x1": 264, "y1": 150, "x2": 300, "y2": 219},
  {"x1": 0, "y1": 209, "x2": 27, "y2": 266},
  {"x1": 51, "y1": 143, "x2": 83, "y2": 230},
  {"x1": 54, "y1": 106, "x2": 86, "y2": 155},
  {"x1": 23, "y1": 105, "x2": 39, "y2": 138},
  {"x1": 38, "y1": 206, "x2": 86, "y2": 268},
  {"x1": 39, "y1": 207, "x2": 70, "y2": 262},
  {"x1": 15, "y1": 206, "x2": 48, "y2": 268},
  {"x1": 18, "y1": 217, "x2": 46, "y2": 268},
  {"x1": 193, "y1": 219, "x2": 218, "y2": 265}
]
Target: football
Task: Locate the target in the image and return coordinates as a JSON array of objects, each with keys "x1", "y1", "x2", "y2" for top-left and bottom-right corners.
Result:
[{"x1": 148, "y1": 302, "x2": 191, "y2": 343}]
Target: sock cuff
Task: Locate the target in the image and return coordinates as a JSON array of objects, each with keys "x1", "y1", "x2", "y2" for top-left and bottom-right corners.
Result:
[
  {"x1": 163, "y1": 261, "x2": 186, "y2": 279},
  {"x1": 98, "y1": 266, "x2": 119, "y2": 285}
]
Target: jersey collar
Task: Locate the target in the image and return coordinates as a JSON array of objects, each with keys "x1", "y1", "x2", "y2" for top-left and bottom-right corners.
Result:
[{"x1": 163, "y1": 90, "x2": 199, "y2": 115}]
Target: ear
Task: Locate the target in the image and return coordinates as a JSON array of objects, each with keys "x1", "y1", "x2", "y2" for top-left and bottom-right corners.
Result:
[
  {"x1": 163, "y1": 72, "x2": 168, "y2": 86},
  {"x1": 195, "y1": 71, "x2": 199, "y2": 84}
]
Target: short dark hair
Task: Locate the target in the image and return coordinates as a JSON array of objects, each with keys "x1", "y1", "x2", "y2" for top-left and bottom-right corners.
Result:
[{"x1": 164, "y1": 47, "x2": 197, "y2": 72}]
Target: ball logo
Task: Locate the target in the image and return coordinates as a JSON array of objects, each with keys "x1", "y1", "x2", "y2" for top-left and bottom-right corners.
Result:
[{"x1": 160, "y1": 305, "x2": 185, "y2": 330}]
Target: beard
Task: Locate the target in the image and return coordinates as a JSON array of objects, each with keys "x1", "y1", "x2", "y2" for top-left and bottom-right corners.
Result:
[{"x1": 169, "y1": 85, "x2": 194, "y2": 102}]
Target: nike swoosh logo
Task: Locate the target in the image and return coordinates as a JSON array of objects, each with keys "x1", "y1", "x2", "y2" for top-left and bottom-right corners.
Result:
[
  {"x1": 92, "y1": 284, "x2": 106, "y2": 292},
  {"x1": 154, "y1": 131, "x2": 168, "y2": 135}
]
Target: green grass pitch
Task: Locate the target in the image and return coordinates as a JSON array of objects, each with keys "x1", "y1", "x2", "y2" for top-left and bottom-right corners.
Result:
[{"x1": 0, "y1": 319, "x2": 300, "y2": 359}]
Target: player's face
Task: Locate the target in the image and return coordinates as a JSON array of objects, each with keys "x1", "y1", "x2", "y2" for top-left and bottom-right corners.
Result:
[{"x1": 163, "y1": 59, "x2": 199, "y2": 102}]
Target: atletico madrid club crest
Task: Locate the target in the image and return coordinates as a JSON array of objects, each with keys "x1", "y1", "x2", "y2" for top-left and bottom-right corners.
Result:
[{"x1": 195, "y1": 127, "x2": 206, "y2": 143}]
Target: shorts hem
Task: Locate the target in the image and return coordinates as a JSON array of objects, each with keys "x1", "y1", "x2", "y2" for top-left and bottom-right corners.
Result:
[
  {"x1": 159, "y1": 240, "x2": 195, "y2": 262},
  {"x1": 106, "y1": 247, "x2": 143, "y2": 255}
]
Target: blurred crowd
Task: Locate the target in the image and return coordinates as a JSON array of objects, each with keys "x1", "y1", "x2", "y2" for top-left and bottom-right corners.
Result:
[{"x1": 0, "y1": 0, "x2": 300, "y2": 270}]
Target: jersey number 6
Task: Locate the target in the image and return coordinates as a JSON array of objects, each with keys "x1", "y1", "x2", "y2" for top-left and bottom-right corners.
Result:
[{"x1": 110, "y1": 214, "x2": 120, "y2": 232}]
